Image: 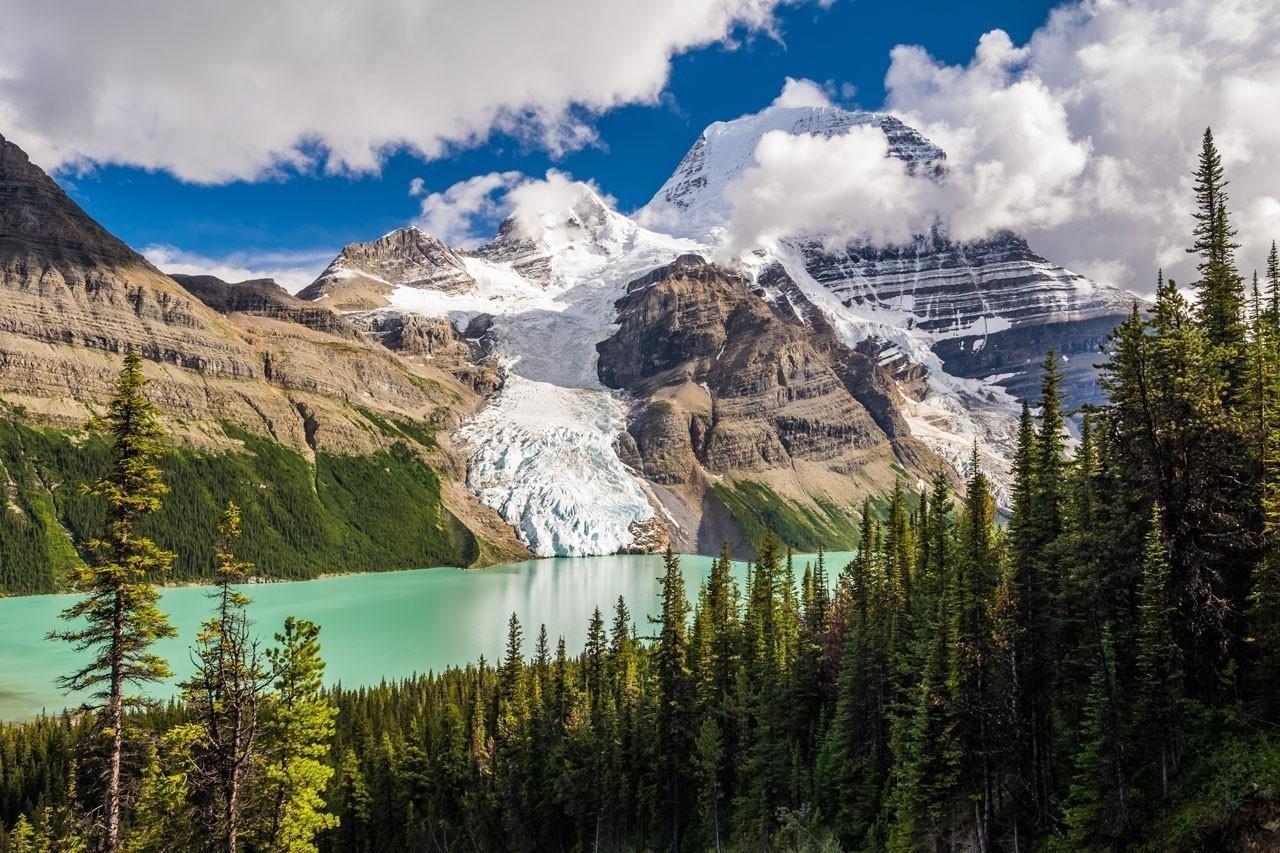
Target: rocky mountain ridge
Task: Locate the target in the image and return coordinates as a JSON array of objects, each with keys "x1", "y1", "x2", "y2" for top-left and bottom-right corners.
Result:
[
  {"x1": 0, "y1": 95, "x2": 1141, "y2": 569},
  {"x1": 0, "y1": 131, "x2": 530, "y2": 592}
]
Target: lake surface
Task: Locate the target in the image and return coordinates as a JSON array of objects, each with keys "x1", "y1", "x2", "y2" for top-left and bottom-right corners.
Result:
[{"x1": 0, "y1": 551, "x2": 854, "y2": 721}]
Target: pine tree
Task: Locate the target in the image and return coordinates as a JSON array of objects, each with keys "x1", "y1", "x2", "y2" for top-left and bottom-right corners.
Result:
[
  {"x1": 692, "y1": 717, "x2": 725, "y2": 853},
  {"x1": 183, "y1": 501, "x2": 272, "y2": 852},
  {"x1": 697, "y1": 542, "x2": 739, "y2": 717},
  {"x1": 6, "y1": 815, "x2": 37, "y2": 853},
  {"x1": 1267, "y1": 241, "x2": 1280, "y2": 330},
  {"x1": 652, "y1": 547, "x2": 692, "y2": 850},
  {"x1": 1134, "y1": 505, "x2": 1183, "y2": 799},
  {"x1": 888, "y1": 479, "x2": 960, "y2": 852},
  {"x1": 1188, "y1": 127, "x2": 1247, "y2": 383},
  {"x1": 129, "y1": 726, "x2": 201, "y2": 852},
  {"x1": 1061, "y1": 625, "x2": 1129, "y2": 849},
  {"x1": 50, "y1": 350, "x2": 176, "y2": 852},
  {"x1": 949, "y1": 446, "x2": 999, "y2": 853},
  {"x1": 251, "y1": 618, "x2": 337, "y2": 853},
  {"x1": 819, "y1": 522, "x2": 890, "y2": 849}
]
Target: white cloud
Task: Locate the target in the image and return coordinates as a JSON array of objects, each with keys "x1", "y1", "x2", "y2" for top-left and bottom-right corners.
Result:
[
  {"x1": 412, "y1": 171, "x2": 523, "y2": 246},
  {"x1": 143, "y1": 245, "x2": 333, "y2": 294},
  {"x1": 0, "y1": 0, "x2": 822, "y2": 183},
  {"x1": 409, "y1": 168, "x2": 614, "y2": 246},
  {"x1": 722, "y1": 66, "x2": 1090, "y2": 256},
  {"x1": 885, "y1": 0, "x2": 1280, "y2": 290},
  {"x1": 772, "y1": 77, "x2": 834, "y2": 109},
  {"x1": 504, "y1": 169, "x2": 616, "y2": 241},
  {"x1": 721, "y1": 0, "x2": 1280, "y2": 294},
  {"x1": 722, "y1": 126, "x2": 935, "y2": 254}
]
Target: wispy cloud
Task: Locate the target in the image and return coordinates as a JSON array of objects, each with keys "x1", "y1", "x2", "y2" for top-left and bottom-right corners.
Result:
[{"x1": 143, "y1": 245, "x2": 334, "y2": 294}]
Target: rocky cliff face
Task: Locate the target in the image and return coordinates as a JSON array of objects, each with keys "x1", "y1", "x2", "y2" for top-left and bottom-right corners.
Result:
[
  {"x1": 597, "y1": 254, "x2": 941, "y2": 554},
  {"x1": 641, "y1": 104, "x2": 1137, "y2": 411},
  {"x1": 171, "y1": 273, "x2": 362, "y2": 339},
  {"x1": 297, "y1": 227, "x2": 476, "y2": 310}
]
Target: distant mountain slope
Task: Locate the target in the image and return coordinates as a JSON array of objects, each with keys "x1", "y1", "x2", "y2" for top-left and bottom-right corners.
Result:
[
  {"x1": 302, "y1": 187, "x2": 946, "y2": 557},
  {"x1": 0, "y1": 132, "x2": 528, "y2": 593}
]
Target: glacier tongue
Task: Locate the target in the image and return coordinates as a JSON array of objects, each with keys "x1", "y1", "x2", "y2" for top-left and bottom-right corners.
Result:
[
  {"x1": 383, "y1": 186, "x2": 700, "y2": 556},
  {"x1": 457, "y1": 375, "x2": 652, "y2": 556}
]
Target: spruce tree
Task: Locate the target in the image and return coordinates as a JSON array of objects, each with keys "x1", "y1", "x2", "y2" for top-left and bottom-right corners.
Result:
[
  {"x1": 1134, "y1": 505, "x2": 1183, "y2": 799},
  {"x1": 1061, "y1": 625, "x2": 1129, "y2": 850},
  {"x1": 252, "y1": 618, "x2": 337, "y2": 853},
  {"x1": 183, "y1": 501, "x2": 272, "y2": 852},
  {"x1": 1266, "y1": 240, "x2": 1280, "y2": 331},
  {"x1": 50, "y1": 350, "x2": 176, "y2": 852},
  {"x1": 1188, "y1": 127, "x2": 1247, "y2": 381},
  {"x1": 652, "y1": 547, "x2": 692, "y2": 849},
  {"x1": 948, "y1": 446, "x2": 999, "y2": 853}
]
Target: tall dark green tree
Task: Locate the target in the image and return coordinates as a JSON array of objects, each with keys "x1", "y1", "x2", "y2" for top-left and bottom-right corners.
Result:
[
  {"x1": 652, "y1": 547, "x2": 692, "y2": 850},
  {"x1": 1188, "y1": 127, "x2": 1247, "y2": 382},
  {"x1": 1134, "y1": 505, "x2": 1183, "y2": 799},
  {"x1": 50, "y1": 350, "x2": 176, "y2": 852}
]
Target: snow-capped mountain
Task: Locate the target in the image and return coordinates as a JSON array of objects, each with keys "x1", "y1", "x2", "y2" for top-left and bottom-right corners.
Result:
[
  {"x1": 299, "y1": 102, "x2": 1136, "y2": 557},
  {"x1": 640, "y1": 106, "x2": 945, "y2": 235},
  {"x1": 635, "y1": 103, "x2": 1135, "y2": 485},
  {"x1": 298, "y1": 227, "x2": 476, "y2": 310},
  {"x1": 640, "y1": 103, "x2": 1135, "y2": 401}
]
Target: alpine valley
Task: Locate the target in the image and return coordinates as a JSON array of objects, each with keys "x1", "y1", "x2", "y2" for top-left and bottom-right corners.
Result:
[{"x1": 0, "y1": 101, "x2": 1137, "y2": 588}]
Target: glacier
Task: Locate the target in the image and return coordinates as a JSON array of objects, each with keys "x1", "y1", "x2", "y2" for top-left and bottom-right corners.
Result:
[{"x1": 384, "y1": 187, "x2": 701, "y2": 556}]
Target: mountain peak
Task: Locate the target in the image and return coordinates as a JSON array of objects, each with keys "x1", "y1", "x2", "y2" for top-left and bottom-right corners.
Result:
[
  {"x1": 298, "y1": 224, "x2": 475, "y2": 309},
  {"x1": 638, "y1": 105, "x2": 945, "y2": 238},
  {"x1": 0, "y1": 131, "x2": 152, "y2": 270}
]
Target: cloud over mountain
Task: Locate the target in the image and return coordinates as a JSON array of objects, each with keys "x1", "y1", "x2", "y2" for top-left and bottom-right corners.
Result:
[{"x1": 720, "y1": 0, "x2": 1280, "y2": 292}]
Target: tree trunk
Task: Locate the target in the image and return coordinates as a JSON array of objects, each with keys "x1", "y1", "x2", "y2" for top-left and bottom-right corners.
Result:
[{"x1": 106, "y1": 587, "x2": 125, "y2": 852}]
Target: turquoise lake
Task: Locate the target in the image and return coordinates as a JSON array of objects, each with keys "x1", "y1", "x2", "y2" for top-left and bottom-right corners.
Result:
[{"x1": 0, "y1": 551, "x2": 854, "y2": 721}]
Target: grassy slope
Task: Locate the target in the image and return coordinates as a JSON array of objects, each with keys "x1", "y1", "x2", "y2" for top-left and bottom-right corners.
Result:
[
  {"x1": 0, "y1": 418, "x2": 477, "y2": 594},
  {"x1": 711, "y1": 480, "x2": 864, "y2": 553}
]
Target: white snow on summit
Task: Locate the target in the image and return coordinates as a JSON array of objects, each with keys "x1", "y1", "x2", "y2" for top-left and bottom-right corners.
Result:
[
  {"x1": 638, "y1": 104, "x2": 944, "y2": 238},
  {"x1": 312, "y1": 100, "x2": 1135, "y2": 553}
]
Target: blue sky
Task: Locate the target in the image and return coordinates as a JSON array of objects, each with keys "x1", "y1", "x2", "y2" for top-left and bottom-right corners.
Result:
[{"x1": 53, "y1": 0, "x2": 1059, "y2": 278}]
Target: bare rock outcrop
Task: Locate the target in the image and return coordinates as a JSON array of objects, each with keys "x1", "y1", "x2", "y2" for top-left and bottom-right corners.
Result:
[{"x1": 597, "y1": 253, "x2": 942, "y2": 554}]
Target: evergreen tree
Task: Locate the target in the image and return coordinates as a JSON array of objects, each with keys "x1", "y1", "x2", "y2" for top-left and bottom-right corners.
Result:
[
  {"x1": 182, "y1": 501, "x2": 272, "y2": 852},
  {"x1": 251, "y1": 618, "x2": 337, "y2": 853},
  {"x1": 1188, "y1": 127, "x2": 1247, "y2": 381},
  {"x1": 1268, "y1": 241, "x2": 1280, "y2": 329},
  {"x1": 949, "y1": 447, "x2": 999, "y2": 853},
  {"x1": 652, "y1": 547, "x2": 692, "y2": 850},
  {"x1": 50, "y1": 350, "x2": 176, "y2": 852},
  {"x1": 129, "y1": 726, "x2": 200, "y2": 852},
  {"x1": 1060, "y1": 626, "x2": 1129, "y2": 850},
  {"x1": 1134, "y1": 505, "x2": 1183, "y2": 799},
  {"x1": 691, "y1": 717, "x2": 725, "y2": 853}
]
